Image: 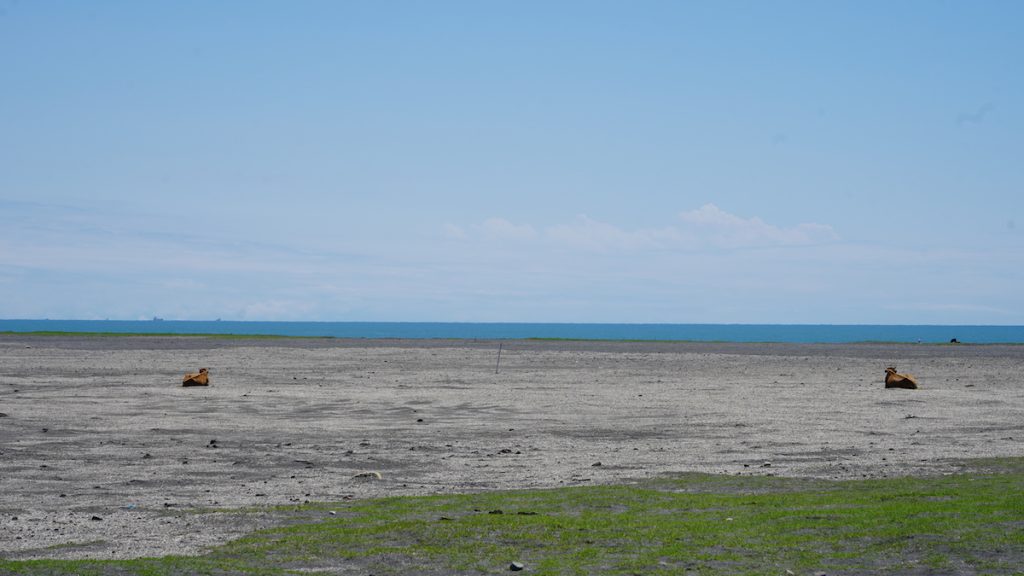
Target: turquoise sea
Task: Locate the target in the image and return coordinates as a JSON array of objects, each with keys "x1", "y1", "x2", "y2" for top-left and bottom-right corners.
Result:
[{"x1": 1, "y1": 319, "x2": 1022, "y2": 344}]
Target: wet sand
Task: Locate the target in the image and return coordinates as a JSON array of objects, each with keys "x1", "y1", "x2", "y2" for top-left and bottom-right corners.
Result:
[{"x1": 1, "y1": 335, "x2": 1022, "y2": 560}]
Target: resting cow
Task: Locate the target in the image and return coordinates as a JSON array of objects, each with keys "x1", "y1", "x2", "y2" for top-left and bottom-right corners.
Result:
[
  {"x1": 884, "y1": 367, "x2": 918, "y2": 389},
  {"x1": 182, "y1": 368, "x2": 210, "y2": 387}
]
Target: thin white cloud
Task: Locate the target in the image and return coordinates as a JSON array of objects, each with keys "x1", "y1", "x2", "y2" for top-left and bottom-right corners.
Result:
[
  {"x1": 452, "y1": 205, "x2": 838, "y2": 253},
  {"x1": 546, "y1": 215, "x2": 680, "y2": 252},
  {"x1": 0, "y1": 200, "x2": 362, "y2": 276},
  {"x1": 240, "y1": 299, "x2": 318, "y2": 321},
  {"x1": 956, "y1": 102, "x2": 995, "y2": 126},
  {"x1": 678, "y1": 204, "x2": 839, "y2": 248},
  {"x1": 442, "y1": 223, "x2": 468, "y2": 240},
  {"x1": 473, "y1": 218, "x2": 539, "y2": 242},
  {"x1": 886, "y1": 302, "x2": 1011, "y2": 315},
  {"x1": 5, "y1": 200, "x2": 1019, "y2": 324}
]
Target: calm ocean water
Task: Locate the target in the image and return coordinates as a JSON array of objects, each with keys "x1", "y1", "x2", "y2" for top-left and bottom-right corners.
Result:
[{"x1": 1, "y1": 319, "x2": 1022, "y2": 343}]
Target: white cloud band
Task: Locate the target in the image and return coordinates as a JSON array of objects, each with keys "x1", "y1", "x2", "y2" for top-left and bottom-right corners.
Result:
[{"x1": 452, "y1": 204, "x2": 839, "y2": 252}]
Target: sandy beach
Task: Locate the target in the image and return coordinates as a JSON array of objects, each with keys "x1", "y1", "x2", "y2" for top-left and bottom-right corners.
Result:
[{"x1": 1, "y1": 335, "x2": 1022, "y2": 560}]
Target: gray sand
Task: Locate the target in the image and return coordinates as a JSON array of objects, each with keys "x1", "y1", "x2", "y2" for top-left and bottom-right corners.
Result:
[{"x1": 1, "y1": 336, "x2": 1022, "y2": 560}]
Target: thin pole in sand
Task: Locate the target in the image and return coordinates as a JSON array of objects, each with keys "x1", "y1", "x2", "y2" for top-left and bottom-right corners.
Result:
[{"x1": 495, "y1": 342, "x2": 503, "y2": 374}]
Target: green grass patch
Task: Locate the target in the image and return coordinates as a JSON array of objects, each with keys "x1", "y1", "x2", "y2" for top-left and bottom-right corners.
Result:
[{"x1": 3, "y1": 462, "x2": 1023, "y2": 575}]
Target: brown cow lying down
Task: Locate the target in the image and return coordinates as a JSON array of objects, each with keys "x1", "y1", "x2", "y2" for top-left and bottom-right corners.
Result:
[
  {"x1": 884, "y1": 367, "x2": 918, "y2": 389},
  {"x1": 182, "y1": 368, "x2": 210, "y2": 387}
]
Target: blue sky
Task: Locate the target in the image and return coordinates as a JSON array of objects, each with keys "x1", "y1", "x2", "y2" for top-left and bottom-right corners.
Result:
[{"x1": 2, "y1": 1, "x2": 1022, "y2": 323}]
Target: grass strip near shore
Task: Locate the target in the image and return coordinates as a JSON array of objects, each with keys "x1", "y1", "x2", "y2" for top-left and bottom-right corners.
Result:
[{"x1": 3, "y1": 461, "x2": 1023, "y2": 575}]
